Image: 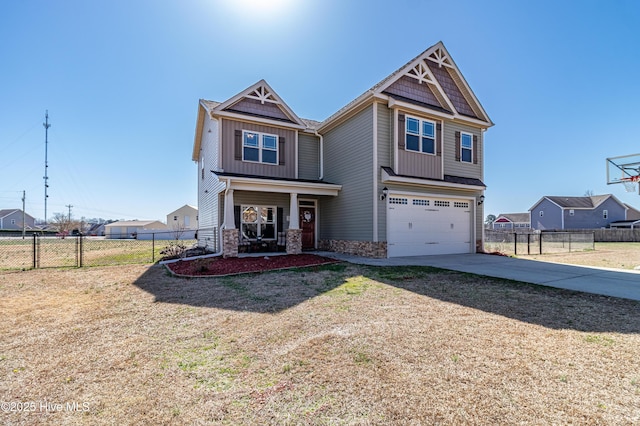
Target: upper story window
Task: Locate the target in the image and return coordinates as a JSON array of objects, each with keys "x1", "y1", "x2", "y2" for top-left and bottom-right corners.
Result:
[
  {"x1": 461, "y1": 132, "x2": 473, "y2": 163},
  {"x1": 603, "y1": 209, "x2": 608, "y2": 219},
  {"x1": 243, "y1": 131, "x2": 278, "y2": 165},
  {"x1": 569, "y1": 209, "x2": 575, "y2": 216},
  {"x1": 539, "y1": 211, "x2": 544, "y2": 217},
  {"x1": 406, "y1": 116, "x2": 436, "y2": 155}
]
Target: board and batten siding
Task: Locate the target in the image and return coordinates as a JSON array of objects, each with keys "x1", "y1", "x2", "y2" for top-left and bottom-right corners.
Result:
[
  {"x1": 198, "y1": 116, "x2": 225, "y2": 250},
  {"x1": 297, "y1": 133, "x2": 320, "y2": 180},
  {"x1": 320, "y1": 105, "x2": 374, "y2": 241},
  {"x1": 221, "y1": 119, "x2": 296, "y2": 179},
  {"x1": 395, "y1": 112, "x2": 443, "y2": 180},
  {"x1": 443, "y1": 121, "x2": 482, "y2": 180}
]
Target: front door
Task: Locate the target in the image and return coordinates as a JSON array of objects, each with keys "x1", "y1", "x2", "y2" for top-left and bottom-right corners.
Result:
[{"x1": 299, "y1": 206, "x2": 316, "y2": 250}]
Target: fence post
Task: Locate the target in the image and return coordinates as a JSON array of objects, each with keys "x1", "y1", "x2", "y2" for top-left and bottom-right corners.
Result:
[
  {"x1": 514, "y1": 233, "x2": 517, "y2": 255},
  {"x1": 539, "y1": 233, "x2": 543, "y2": 255},
  {"x1": 569, "y1": 233, "x2": 572, "y2": 253},
  {"x1": 79, "y1": 235, "x2": 84, "y2": 267},
  {"x1": 527, "y1": 233, "x2": 531, "y2": 255},
  {"x1": 32, "y1": 233, "x2": 37, "y2": 269},
  {"x1": 152, "y1": 233, "x2": 155, "y2": 263}
]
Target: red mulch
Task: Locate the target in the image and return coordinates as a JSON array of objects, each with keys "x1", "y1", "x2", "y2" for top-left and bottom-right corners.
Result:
[{"x1": 166, "y1": 254, "x2": 340, "y2": 277}]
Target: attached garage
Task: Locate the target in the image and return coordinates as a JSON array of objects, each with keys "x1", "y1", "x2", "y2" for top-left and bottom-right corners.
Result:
[{"x1": 387, "y1": 194, "x2": 473, "y2": 257}]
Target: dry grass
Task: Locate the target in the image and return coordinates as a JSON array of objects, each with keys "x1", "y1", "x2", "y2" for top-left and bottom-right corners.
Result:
[
  {"x1": 517, "y1": 242, "x2": 640, "y2": 270},
  {"x1": 1, "y1": 263, "x2": 639, "y2": 425}
]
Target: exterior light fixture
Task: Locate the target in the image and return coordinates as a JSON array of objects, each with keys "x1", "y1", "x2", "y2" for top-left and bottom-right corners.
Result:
[
  {"x1": 381, "y1": 187, "x2": 389, "y2": 201},
  {"x1": 478, "y1": 195, "x2": 485, "y2": 205}
]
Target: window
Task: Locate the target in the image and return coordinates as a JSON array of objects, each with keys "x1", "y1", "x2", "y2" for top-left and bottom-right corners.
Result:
[
  {"x1": 184, "y1": 216, "x2": 190, "y2": 227},
  {"x1": 461, "y1": 132, "x2": 473, "y2": 163},
  {"x1": 569, "y1": 209, "x2": 575, "y2": 216},
  {"x1": 539, "y1": 211, "x2": 544, "y2": 217},
  {"x1": 11, "y1": 219, "x2": 16, "y2": 225},
  {"x1": 603, "y1": 210, "x2": 608, "y2": 219},
  {"x1": 434, "y1": 200, "x2": 450, "y2": 207},
  {"x1": 243, "y1": 131, "x2": 278, "y2": 165},
  {"x1": 241, "y1": 206, "x2": 276, "y2": 240},
  {"x1": 201, "y1": 155, "x2": 205, "y2": 180},
  {"x1": 389, "y1": 197, "x2": 408, "y2": 205},
  {"x1": 173, "y1": 216, "x2": 178, "y2": 221},
  {"x1": 406, "y1": 116, "x2": 436, "y2": 154}
]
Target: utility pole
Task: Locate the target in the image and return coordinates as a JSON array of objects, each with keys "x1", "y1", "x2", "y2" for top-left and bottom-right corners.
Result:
[
  {"x1": 66, "y1": 204, "x2": 73, "y2": 223},
  {"x1": 43, "y1": 111, "x2": 51, "y2": 225},
  {"x1": 22, "y1": 190, "x2": 26, "y2": 239}
]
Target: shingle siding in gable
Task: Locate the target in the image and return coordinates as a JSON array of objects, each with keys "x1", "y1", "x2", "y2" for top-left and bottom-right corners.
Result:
[
  {"x1": 226, "y1": 97, "x2": 293, "y2": 122},
  {"x1": 426, "y1": 61, "x2": 476, "y2": 118},
  {"x1": 320, "y1": 105, "x2": 374, "y2": 242},
  {"x1": 298, "y1": 133, "x2": 320, "y2": 180},
  {"x1": 384, "y1": 75, "x2": 443, "y2": 110}
]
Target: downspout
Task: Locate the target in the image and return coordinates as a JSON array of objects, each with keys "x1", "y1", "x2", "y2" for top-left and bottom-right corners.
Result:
[{"x1": 314, "y1": 130, "x2": 324, "y2": 180}]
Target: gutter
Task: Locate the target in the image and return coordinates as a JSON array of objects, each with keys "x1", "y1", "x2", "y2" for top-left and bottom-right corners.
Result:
[{"x1": 314, "y1": 130, "x2": 324, "y2": 180}]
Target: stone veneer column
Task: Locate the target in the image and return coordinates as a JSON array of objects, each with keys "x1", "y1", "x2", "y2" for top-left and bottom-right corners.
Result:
[
  {"x1": 222, "y1": 228, "x2": 239, "y2": 258},
  {"x1": 286, "y1": 229, "x2": 302, "y2": 255}
]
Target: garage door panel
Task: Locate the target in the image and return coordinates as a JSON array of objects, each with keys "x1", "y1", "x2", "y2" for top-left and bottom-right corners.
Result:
[{"x1": 387, "y1": 194, "x2": 472, "y2": 257}]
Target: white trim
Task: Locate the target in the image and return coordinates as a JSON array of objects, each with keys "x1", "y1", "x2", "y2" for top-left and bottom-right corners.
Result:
[
  {"x1": 213, "y1": 110, "x2": 306, "y2": 130},
  {"x1": 387, "y1": 97, "x2": 491, "y2": 128},
  {"x1": 295, "y1": 131, "x2": 299, "y2": 179},
  {"x1": 381, "y1": 168, "x2": 486, "y2": 191},
  {"x1": 216, "y1": 174, "x2": 341, "y2": 196},
  {"x1": 240, "y1": 205, "x2": 277, "y2": 241},
  {"x1": 393, "y1": 108, "x2": 399, "y2": 172},
  {"x1": 404, "y1": 114, "x2": 437, "y2": 156},
  {"x1": 460, "y1": 131, "x2": 473, "y2": 163},
  {"x1": 373, "y1": 102, "x2": 378, "y2": 242},
  {"x1": 241, "y1": 130, "x2": 279, "y2": 165}
]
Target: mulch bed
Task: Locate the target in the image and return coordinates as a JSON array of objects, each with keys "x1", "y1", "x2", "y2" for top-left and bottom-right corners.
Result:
[{"x1": 165, "y1": 254, "x2": 340, "y2": 277}]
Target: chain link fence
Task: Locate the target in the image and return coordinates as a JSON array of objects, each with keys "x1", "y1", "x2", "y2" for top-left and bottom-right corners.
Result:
[
  {"x1": 485, "y1": 230, "x2": 595, "y2": 256},
  {"x1": 0, "y1": 233, "x2": 197, "y2": 271}
]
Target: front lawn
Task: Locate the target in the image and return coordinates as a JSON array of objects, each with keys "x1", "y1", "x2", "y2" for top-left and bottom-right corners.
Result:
[{"x1": 1, "y1": 263, "x2": 638, "y2": 424}]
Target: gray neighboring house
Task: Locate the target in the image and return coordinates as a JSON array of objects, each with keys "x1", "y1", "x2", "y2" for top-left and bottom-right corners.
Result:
[
  {"x1": 492, "y1": 213, "x2": 531, "y2": 230},
  {"x1": 529, "y1": 195, "x2": 627, "y2": 230},
  {"x1": 0, "y1": 209, "x2": 35, "y2": 230},
  {"x1": 193, "y1": 41, "x2": 493, "y2": 258}
]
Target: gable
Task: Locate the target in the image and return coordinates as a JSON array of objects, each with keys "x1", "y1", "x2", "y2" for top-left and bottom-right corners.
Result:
[
  {"x1": 383, "y1": 75, "x2": 450, "y2": 113},
  {"x1": 224, "y1": 97, "x2": 293, "y2": 123}
]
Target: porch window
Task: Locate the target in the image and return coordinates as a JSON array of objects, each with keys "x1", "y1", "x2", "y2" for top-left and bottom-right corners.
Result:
[
  {"x1": 243, "y1": 131, "x2": 278, "y2": 165},
  {"x1": 405, "y1": 116, "x2": 435, "y2": 155},
  {"x1": 241, "y1": 206, "x2": 276, "y2": 240}
]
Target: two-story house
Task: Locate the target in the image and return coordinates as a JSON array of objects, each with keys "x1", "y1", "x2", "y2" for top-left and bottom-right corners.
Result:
[
  {"x1": 529, "y1": 195, "x2": 627, "y2": 230},
  {"x1": 492, "y1": 213, "x2": 531, "y2": 231},
  {"x1": 192, "y1": 42, "x2": 493, "y2": 258}
]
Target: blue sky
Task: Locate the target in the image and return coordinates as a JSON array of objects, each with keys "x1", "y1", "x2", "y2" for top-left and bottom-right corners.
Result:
[{"x1": 2, "y1": 0, "x2": 640, "y2": 222}]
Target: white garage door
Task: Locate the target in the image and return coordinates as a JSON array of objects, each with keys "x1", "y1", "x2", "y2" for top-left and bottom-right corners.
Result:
[{"x1": 387, "y1": 195, "x2": 472, "y2": 257}]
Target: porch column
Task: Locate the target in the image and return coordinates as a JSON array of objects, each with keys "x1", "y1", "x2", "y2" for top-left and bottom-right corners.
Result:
[
  {"x1": 222, "y1": 188, "x2": 238, "y2": 257},
  {"x1": 289, "y1": 192, "x2": 299, "y2": 229},
  {"x1": 287, "y1": 192, "x2": 302, "y2": 254},
  {"x1": 224, "y1": 189, "x2": 235, "y2": 229}
]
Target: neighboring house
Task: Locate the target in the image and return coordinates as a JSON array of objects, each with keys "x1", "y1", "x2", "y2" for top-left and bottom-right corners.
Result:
[
  {"x1": 86, "y1": 223, "x2": 106, "y2": 236},
  {"x1": 625, "y1": 203, "x2": 640, "y2": 220},
  {"x1": 529, "y1": 195, "x2": 627, "y2": 230},
  {"x1": 104, "y1": 220, "x2": 168, "y2": 239},
  {"x1": 192, "y1": 41, "x2": 493, "y2": 258},
  {"x1": 0, "y1": 209, "x2": 35, "y2": 230},
  {"x1": 167, "y1": 205, "x2": 198, "y2": 231},
  {"x1": 492, "y1": 213, "x2": 531, "y2": 230}
]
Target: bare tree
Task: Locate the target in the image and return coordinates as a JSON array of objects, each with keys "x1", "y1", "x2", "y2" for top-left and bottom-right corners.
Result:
[
  {"x1": 584, "y1": 189, "x2": 595, "y2": 196},
  {"x1": 48, "y1": 212, "x2": 82, "y2": 237}
]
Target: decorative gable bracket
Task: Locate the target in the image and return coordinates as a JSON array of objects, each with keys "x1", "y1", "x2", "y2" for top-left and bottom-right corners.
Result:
[{"x1": 246, "y1": 85, "x2": 279, "y2": 105}]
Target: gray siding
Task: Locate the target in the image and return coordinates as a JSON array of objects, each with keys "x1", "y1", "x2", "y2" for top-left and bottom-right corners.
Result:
[
  {"x1": 564, "y1": 198, "x2": 626, "y2": 229},
  {"x1": 531, "y1": 199, "x2": 562, "y2": 230},
  {"x1": 221, "y1": 119, "x2": 296, "y2": 178},
  {"x1": 377, "y1": 103, "x2": 392, "y2": 242},
  {"x1": 197, "y1": 117, "x2": 225, "y2": 250},
  {"x1": 443, "y1": 121, "x2": 482, "y2": 179},
  {"x1": 298, "y1": 133, "x2": 320, "y2": 180},
  {"x1": 385, "y1": 75, "x2": 443, "y2": 109},
  {"x1": 320, "y1": 105, "x2": 374, "y2": 241},
  {"x1": 396, "y1": 112, "x2": 443, "y2": 179}
]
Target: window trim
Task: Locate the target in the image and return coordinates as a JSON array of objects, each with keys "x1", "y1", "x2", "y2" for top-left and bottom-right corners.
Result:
[
  {"x1": 460, "y1": 131, "x2": 473, "y2": 163},
  {"x1": 242, "y1": 130, "x2": 279, "y2": 165},
  {"x1": 405, "y1": 115, "x2": 436, "y2": 155}
]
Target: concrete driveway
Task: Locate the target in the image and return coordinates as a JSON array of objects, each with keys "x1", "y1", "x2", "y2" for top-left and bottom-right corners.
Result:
[{"x1": 318, "y1": 252, "x2": 640, "y2": 301}]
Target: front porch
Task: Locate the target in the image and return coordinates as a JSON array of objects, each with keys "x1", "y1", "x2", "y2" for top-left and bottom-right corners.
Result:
[{"x1": 215, "y1": 172, "x2": 341, "y2": 258}]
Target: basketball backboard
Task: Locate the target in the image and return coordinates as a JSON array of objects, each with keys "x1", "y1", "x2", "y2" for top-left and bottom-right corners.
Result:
[{"x1": 607, "y1": 153, "x2": 640, "y2": 193}]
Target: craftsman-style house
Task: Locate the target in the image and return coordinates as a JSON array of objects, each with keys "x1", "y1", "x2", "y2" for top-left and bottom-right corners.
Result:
[{"x1": 192, "y1": 41, "x2": 493, "y2": 258}]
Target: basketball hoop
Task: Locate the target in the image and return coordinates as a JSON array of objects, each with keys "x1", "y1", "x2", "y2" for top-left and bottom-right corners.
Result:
[{"x1": 621, "y1": 175, "x2": 640, "y2": 193}]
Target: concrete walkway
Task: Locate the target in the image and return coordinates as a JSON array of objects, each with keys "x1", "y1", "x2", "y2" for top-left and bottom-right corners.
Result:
[{"x1": 316, "y1": 252, "x2": 640, "y2": 301}]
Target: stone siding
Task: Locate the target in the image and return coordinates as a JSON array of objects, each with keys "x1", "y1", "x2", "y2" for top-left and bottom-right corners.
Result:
[
  {"x1": 319, "y1": 239, "x2": 387, "y2": 258},
  {"x1": 286, "y1": 229, "x2": 302, "y2": 255},
  {"x1": 222, "y1": 228, "x2": 239, "y2": 258}
]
